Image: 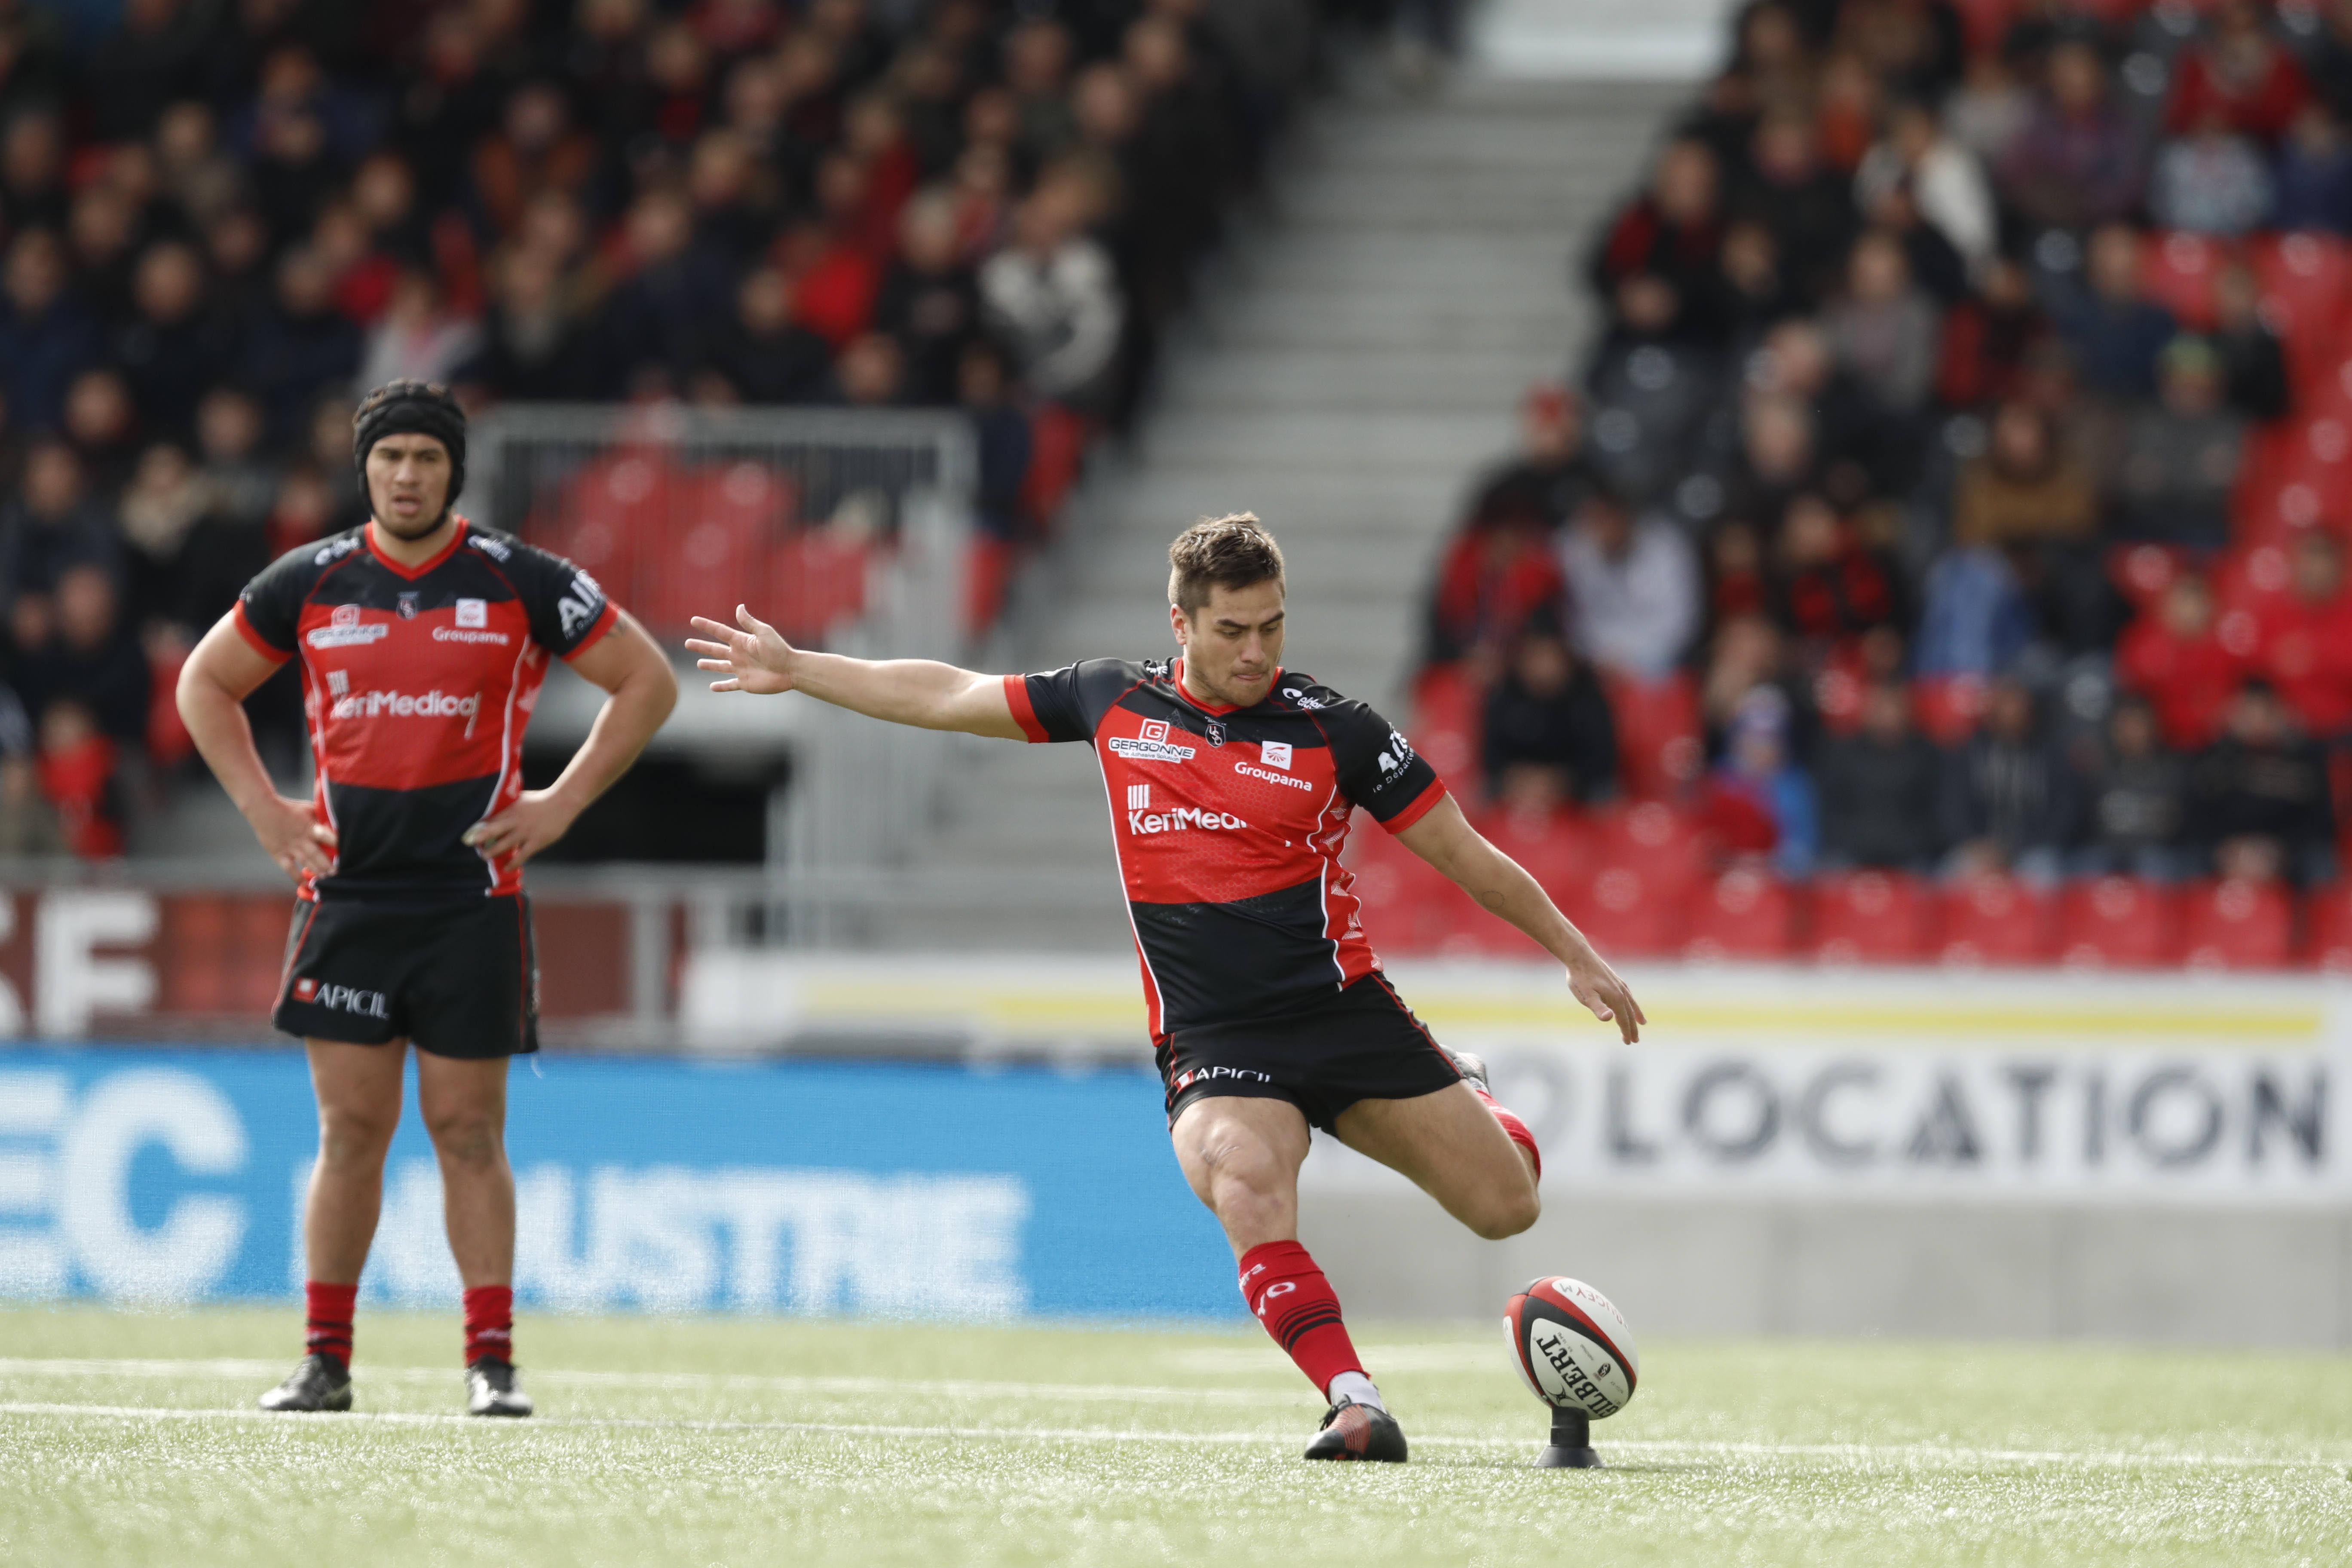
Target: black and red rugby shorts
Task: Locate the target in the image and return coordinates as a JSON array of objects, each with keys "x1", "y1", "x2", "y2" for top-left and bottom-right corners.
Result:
[
  {"x1": 274, "y1": 892, "x2": 539, "y2": 1059},
  {"x1": 1155, "y1": 973, "x2": 1463, "y2": 1133}
]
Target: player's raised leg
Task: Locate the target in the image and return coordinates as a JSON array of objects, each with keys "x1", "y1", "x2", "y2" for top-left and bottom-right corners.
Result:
[
  {"x1": 1333, "y1": 1078, "x2": 1540, "y2": 1241},
  {"x1": 259, "y1": 1038, "x2": 405, "y2": 1412},
  {"x1": 417, "y1": 1052, "x2": 532, "y2": 1417},
  {"x1": 1170, "y1": 1096, "x2": 1408, "y2": 1462}
]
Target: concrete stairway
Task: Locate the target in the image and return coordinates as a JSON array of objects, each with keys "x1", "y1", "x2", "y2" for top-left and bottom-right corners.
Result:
[{"x1": 883, "y1": 74, "x2": 1684, "y2": 950}]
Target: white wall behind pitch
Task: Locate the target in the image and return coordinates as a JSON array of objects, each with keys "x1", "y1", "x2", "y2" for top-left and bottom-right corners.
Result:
[{"x1": 1471, "y1": 0, "x2": 1739, "y2": 80}]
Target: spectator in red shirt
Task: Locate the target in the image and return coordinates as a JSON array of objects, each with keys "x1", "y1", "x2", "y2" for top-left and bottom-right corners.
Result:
[
  {"x1": 2252, "y1": 528, "x2": 2352, "y2": 738},
  {"x1": 34, "y1": 697, "x2": 122, "y2": 859},
  {"x1": 2116, "y1": 573, "x2": 2250, "y2": 749},
  {"x1": 1422, "y1": 498, "x2": 1568, "y2": 668},
  {"x1": 1587, "y1": 137, "x2": 1724, "y2": 315},
  {"x1": 2167, "y1": 0, "x2": 2311, "y2": 146}
]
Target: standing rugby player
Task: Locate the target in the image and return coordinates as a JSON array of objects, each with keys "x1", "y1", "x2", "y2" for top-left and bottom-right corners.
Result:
[
  {"x1": 178, "y1": 381, "x2": 677, "y2": 1416},
  {"x1": 686, "y1": 513, "x2": 1642, "y2": 1461}
]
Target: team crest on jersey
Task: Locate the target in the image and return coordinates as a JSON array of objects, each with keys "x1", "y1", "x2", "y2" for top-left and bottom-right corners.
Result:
[
  {"x1": 1205, "y1": 719, "x2": 1226, "y2": 747},
  {"x1": 1108, "y1": 717, "x2": 1197, "y2": 764},
  {"x1": 398, "y1": 591, "x2": 420, "y2": 619}
]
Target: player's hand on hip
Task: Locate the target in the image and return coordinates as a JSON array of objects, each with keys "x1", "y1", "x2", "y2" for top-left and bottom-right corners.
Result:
[
  {"x1": 1564, "y1": 944, "x2": 1647, "y2": 1044},
  {"x1": 685, "y1": 606, "x2": 797, "y2": 695},
  {"x1": 463, "y1": 789, "x2": 579, "y2": 866},
  {"x1": 247, "y1": 793, "x2": 336, "y2": 882}
]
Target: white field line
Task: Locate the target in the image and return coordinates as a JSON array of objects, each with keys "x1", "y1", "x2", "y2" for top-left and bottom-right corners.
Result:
[
  {"x1": 0, "y1": 1397, "x2": 2343, "y2": 1473},
  {"x1": 0, "y1": 1357, "x2": 1289, "y2": 1406}
]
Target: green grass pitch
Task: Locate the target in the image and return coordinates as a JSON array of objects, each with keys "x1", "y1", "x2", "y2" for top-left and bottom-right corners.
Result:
[{"x1": 2, "y1": 1306, "x2": 2346, "y2": 1567}]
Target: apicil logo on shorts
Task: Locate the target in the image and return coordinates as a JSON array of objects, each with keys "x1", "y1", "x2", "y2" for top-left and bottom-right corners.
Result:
[{"x1": 292, "y1": 978, "x2": 389, "y2": 1019}]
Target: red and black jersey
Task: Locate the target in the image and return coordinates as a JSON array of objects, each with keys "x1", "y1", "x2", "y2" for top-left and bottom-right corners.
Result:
[
  {"x1": 1005, "y1": 657, "x2": 1447, "y2": 1038},
  {"x1": 234, "y1": 516, "x2": 619, "y2": 901}
]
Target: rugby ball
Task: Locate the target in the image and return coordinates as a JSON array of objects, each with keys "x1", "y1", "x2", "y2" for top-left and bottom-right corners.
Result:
[{"x1": 1504, "y1": 1276, "x2": 1638, "y2": 1419}]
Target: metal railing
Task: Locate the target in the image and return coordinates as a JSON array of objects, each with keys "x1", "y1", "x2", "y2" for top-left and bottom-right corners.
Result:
[{"x1": 463, "y1": 406, "x2": 977, "y2": 884}]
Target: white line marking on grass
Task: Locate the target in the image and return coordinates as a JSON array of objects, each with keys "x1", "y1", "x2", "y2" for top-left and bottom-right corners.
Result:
[
  {"x1": 0, "y1": 1357, "x2": 1287, "y2": 1406},
  {"x1": 1, "y1": 1400, "x2": 2342, "y2": 1473}
]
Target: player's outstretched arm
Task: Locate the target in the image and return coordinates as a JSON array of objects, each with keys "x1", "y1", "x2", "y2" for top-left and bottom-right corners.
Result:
[
  {"x1": 685, "y1": 604, "x2": 1025, "y2": 740},
  {"x1": 1394, "y1": 795, "x2": 1648, "y2": 1043},
  {"x1": 465, "y1": 610, "x2": 678, "y2": 864},
  {"x1": 177, "y1": 613, "x2": 337, "y2": 882}
]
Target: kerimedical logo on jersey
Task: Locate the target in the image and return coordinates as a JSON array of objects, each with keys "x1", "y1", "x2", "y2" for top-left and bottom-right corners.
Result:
[
  {"x1": 306, "y1": 603, "x2": 389, "y2": 650},
  {"x1": 330, "y1": 689, "x2": 482, "y2": 720},
  {"x1": 1108, "y1": 718, "x2": 1197, "y2": 764},
  {"x1": 1129, "y1": 804, "x2": 1247, "y2": 835},
  {"x1": 291, "y1": 977, "x2": 389, "y2": 1019}
]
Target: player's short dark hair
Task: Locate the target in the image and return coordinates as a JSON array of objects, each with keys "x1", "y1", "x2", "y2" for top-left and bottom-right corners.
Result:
[{"x1": 1167, "y1": 513, "x2": 1284, "y2": 616}]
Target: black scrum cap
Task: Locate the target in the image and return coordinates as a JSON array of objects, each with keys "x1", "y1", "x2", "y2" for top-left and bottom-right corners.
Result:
[{"x1": 352, "y1": 380, "x2": 468, "y2": 507}]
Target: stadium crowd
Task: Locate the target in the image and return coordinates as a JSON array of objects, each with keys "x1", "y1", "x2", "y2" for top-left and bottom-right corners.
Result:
[
  {"x1": 1402, "y1": 0, "x2": 2352, "y2": 964},
  {"x1": 0, "y1": 0, "x2": 1335, "y2": 859}
]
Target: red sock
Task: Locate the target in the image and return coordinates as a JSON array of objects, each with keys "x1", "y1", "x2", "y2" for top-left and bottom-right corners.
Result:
[
  {"x1": 1472, "y1": 1084, "x2": 1542, "y2": 1178},
  {"x1": 1237, "y1": 1241, "x2": 1363, "y2": 1399},
  {"x1": 463, "y1": 1285, "x2": 514, "y2": 1366},
  {"x1": 305, "y1": 1280, "x2": 355, "y2": 1366}
]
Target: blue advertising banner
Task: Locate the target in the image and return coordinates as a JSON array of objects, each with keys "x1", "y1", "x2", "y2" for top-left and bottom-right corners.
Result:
[{"x1": 0, "y1": 1046, "x2": 1241, "y2": 1320}]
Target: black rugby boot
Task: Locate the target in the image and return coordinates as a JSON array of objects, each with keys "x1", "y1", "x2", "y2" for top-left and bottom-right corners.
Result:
[
  {"x1": 257, "y1": 1353, "x2": 352, "y2": 1412},
  {"x1": 466, "y1": 1357, "x2": 534, "y2": 1417},
  {"x1": 1303, "y1": 1397, "x2": 1409, "y2": 1462}
]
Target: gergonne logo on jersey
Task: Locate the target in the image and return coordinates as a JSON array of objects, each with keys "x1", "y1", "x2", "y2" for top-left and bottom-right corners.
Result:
[{"x1": 1107, "y1": 718, "x2": 1197, "y2": 764}]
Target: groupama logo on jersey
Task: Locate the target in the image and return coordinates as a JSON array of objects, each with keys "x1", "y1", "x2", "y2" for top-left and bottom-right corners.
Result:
[{"x1": 1107, "y1": 718, "x2": 1198, "y2": 765}]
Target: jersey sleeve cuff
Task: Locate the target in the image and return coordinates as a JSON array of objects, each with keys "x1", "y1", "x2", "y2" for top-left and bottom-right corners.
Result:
[
  {"x1": 558, "y1": 600, "x2": 621, "y2": 662},
  {"x1": 232, "y1": 601, "x2": 294, "y2": 663},
  {"x1": 1002, "y1": 673, "x2": 1050, "y2": 743},
  {"x1": 1379, "y1": 778, "x2": 1447, "y2": 835}
]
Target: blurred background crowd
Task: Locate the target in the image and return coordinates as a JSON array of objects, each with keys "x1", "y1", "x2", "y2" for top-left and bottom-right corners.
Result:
[
  {"x1": 1401, "y1": 0, "x2": 2352, "y2": 962},
  {"x1": 0, "y1": 0, "x2": 1365, "y2": 859}
]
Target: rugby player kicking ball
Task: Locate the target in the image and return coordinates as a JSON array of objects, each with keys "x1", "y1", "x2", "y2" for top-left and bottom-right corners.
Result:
[
  {"x1": 178, "y1": 382, "x2": 677, "y2": 1416},
  {"x1": 687, "y1": 513, "x2": 1643, "y2": 1461}
]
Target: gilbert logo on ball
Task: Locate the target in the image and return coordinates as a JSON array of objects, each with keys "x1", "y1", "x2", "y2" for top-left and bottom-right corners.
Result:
[{"x1": 1504, "y1": 1277, "x2": 1639, "y2": 1419}]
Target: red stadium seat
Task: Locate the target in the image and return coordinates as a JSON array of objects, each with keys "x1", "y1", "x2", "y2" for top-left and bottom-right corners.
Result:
[
  {"x1": 1020, "y1": 403, "x2": 1093, "y2": 526},
  {"x1": 1811, "y1": 872, "x2": 1936, "y2": 963},
  {"x1": 2212, "y1": 542, "x2": 2295, "y2": 621},
  {"x1": 1342, "y1": 825, "x2": 1476, "y2": 954},
  {"x1": 1410, "y1": 663, "x2": 1482, "y2": 789},
  {"x1": 2058, "y1": 876, "x2": 2184, "y2": 968},
  {"x1": 1912, "y1": 675, "x2": 1989, "y2": 745},
  {"x1": 146, "y1": 642, "x2": 194, "y2": 769},
  {"x1": 1682, "y1": 870, "x2": 1801, "y2": 960},
  {"x1": 1937, "y1": 874, "x2": 2058, "y2": 965},
  {"x1": 637, "y1": 465, "x2": 790, "y2": 634},
  {"x1": 1476, "y1": 804, "x2": 1593, "y2": 909},
  {"x1": 536, "y1": 449, "x2": 676, "y2": 600},
  {"x1": 1602, "y1": 671, "x2": 1702, "y2": 799},
  {"x1": 1565, "y1": 863, "x2": 1688, "y2": 959},
  {"x1": 2233, "y1": 416, "x2": 2352, "y2": 541},
  {"x1": 2107, "y1": 543, "x2": 2190, "y2": 613},
  {"x1": 768, "y1": 531, "x2": 873, "y2": 646},
  {"x1": 1589, "y1": 800, "x2": 1709, "y2": 894},
  {"x1": 2310, "y1": 886, "x2": 2352, "y2": 970},
  {"x1": 2180, "y1": 878, "x2": 2296, "y2": 970},
  {"x1": 2141, "y1": 231, "x2": 2224, "y2": 331}
]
